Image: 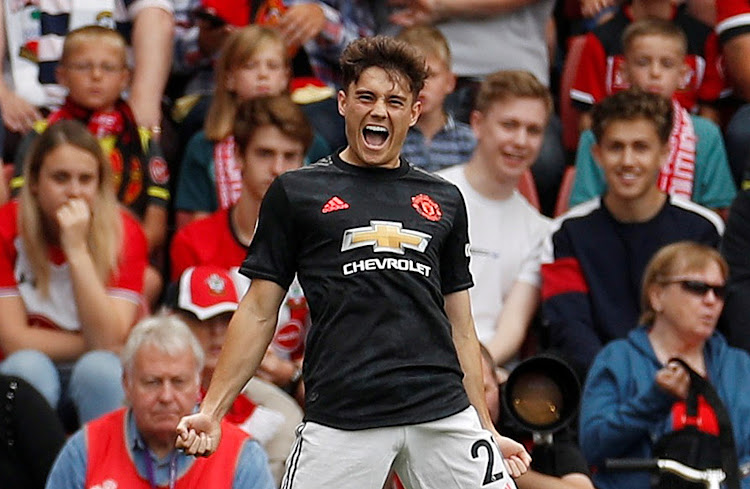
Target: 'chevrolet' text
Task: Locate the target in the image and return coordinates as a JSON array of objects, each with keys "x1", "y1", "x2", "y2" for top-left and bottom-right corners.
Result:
[{"x1": 342, "y1": 257, "x2": 431, "y2": 277}]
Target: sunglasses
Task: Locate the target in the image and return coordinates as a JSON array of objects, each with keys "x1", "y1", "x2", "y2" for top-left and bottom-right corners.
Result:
[{"x1": 662, "y1": 279, "x2": 726, "y2": 299}]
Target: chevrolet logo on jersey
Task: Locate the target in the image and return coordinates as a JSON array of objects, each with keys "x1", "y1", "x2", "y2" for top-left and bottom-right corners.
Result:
[
  {"x1": 341, "y1": 221, "x2": 432, "y2": 277},
  {"x1": 341, "y1": 221, "x2": 431, "y2": 254}
]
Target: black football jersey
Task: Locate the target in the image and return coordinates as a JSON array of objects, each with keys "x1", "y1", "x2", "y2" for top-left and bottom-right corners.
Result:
[{"x1": 241, "y1": 152, "x2": 473, "y2": 429}]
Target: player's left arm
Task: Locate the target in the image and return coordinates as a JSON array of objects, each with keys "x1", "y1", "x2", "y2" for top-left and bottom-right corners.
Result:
[
  {"x1": 445, "y1": 289, "x2": 531, "y2": 477},
  {"x1": 444, "y1": 290, "x2": 489, "y2": 425}
]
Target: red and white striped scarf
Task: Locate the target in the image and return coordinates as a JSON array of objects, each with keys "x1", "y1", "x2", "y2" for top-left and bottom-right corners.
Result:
[
  {"x1": 213, "y1": 136, "x2": 243, "y2": 209},
  {"x1": 659, "y1": 100, "x2": 696, "y2": 199}
]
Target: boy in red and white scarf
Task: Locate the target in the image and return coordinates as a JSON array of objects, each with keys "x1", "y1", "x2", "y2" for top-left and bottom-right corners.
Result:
[
  {"x1": 622, "y1": 18, "x2": 698, "y2": 200},
  {"x1": 569, "y1": 18, "x2": 736, "y2": 217}
]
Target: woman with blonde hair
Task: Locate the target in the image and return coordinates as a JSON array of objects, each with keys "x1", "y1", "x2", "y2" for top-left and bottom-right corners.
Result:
[
  {"x1": 579, "y1": 241, "x2": 750, "y2": 489},
  {"x1": 0, "y1": 120, "x2": 148, "y2": 424}
]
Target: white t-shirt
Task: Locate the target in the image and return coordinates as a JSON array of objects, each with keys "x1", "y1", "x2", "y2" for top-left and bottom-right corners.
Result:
[{"x1": 438, "y1": 165, "x2": 551, "y2": 344}]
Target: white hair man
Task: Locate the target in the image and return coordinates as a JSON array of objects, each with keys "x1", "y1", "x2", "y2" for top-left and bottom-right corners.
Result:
[{"x1": 45, "y1": 315, "x2": 275, "y2": 489}]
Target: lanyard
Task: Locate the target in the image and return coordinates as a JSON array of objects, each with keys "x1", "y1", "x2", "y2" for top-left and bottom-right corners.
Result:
[{"x1": 143, "y1": 449, "x2": 178, "y2": 489}]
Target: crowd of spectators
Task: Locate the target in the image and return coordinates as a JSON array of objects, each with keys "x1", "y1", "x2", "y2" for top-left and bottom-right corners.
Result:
[{"x1": 2, "y1": 0, "x2": 750, "y2": 488}]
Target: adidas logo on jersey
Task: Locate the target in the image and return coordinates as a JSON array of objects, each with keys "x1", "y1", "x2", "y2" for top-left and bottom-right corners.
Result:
[{"x1": 322, "y1": 196, "x2": 350, "y2": 213}]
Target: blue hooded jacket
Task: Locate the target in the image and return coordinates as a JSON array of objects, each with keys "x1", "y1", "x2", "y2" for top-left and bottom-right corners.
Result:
[{"x1": 580, "y1": 326, "x2": 750, "y2": 489}]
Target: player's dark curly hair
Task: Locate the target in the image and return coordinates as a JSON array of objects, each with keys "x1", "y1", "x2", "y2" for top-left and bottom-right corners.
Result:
[
  {"x1": 339, "y1": 36, "x2": 427, "y2": 100},
  {"x1": 591, "y1": 88, "x2": 673, "y2": 144}
]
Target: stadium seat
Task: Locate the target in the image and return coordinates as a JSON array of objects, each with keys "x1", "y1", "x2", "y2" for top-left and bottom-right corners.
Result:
[
  {"x1": 554, "y1": 166, "x2": 577, "y2": 217},
  {"x1": 518, "y1": 169, "x2": 541, "y2": 211},
  {"x1": 560, "y1": 35, "x2": 587, "y2": 155}
]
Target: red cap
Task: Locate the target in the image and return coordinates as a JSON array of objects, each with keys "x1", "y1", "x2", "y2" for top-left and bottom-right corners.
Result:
[
  {"x1": 196, "y1": 0, "x2": 250, "y2": 27},
  {"x1": 175, "y1": 266, "x2": 239, "y2": 320}
]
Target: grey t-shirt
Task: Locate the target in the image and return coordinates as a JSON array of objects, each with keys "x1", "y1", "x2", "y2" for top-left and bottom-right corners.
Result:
[{"x1": 437, "y1": 0, "x2": 555, "y2": 85}]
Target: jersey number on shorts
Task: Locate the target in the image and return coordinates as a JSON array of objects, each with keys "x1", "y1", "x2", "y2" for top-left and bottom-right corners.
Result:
[{"x1": 471, "y1": 439, "x2": 504, "y2": 485}]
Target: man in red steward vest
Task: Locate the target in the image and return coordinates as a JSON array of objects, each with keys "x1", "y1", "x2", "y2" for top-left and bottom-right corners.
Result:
[{"x1": 44, "y1": 315, "x2": 275, "y2": 489}]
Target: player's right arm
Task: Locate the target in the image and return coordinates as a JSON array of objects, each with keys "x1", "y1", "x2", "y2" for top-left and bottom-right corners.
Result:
[{"x1": 176, "y1": 278, "x2": 286, "y2": 456}]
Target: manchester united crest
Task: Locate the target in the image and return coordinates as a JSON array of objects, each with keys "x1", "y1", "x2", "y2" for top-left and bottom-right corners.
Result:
[{"x1": 411, "y1": 194, "x2": 442, "y2": 222}]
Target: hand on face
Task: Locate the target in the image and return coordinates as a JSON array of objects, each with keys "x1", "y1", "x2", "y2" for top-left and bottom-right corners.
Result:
[
  {"x1": 56, "y1": 197, "x2": 92, "y2": 253},
  {"x1": 655, "y1": 360, "x2": 690, "y2": 400}
]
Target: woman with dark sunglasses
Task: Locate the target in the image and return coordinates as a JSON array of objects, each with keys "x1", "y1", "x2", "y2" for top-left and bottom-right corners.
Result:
[{"x1": 578, "y1": 241, "x2": 750, "y2": 489}]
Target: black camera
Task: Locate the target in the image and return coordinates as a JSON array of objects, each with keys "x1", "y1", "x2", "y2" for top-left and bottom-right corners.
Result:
[{"x1": 502, "y1": 354, "x2": 581, "y2": 441}]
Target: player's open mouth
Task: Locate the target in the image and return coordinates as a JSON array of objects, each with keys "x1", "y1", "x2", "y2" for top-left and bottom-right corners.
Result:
[{"x1": 363, "y1": 125, "x2": 389, "y2": 149}]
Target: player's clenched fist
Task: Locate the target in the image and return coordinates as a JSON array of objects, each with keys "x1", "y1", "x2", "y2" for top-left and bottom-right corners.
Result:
[
  {"x1": 495, "y1": 433, "x2": 532, "y2": 478},
  {"x1": 175, "y1": 412, "x2": 223, "y2": 457}
]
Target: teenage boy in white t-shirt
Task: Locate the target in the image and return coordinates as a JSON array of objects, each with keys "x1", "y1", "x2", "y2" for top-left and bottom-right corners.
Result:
[{"x1": 438, "y1": 70, "x2": 551, "y2": 375}]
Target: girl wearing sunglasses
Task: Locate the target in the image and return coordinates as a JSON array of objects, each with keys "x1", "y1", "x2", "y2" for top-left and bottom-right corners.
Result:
[{"x1": 578, "y1": 241, "x2": 750, "y2": 489}]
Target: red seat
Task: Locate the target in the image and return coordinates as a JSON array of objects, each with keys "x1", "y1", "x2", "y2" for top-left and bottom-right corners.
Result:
[
  {"x1": 518, "y1": 169, "x2": 541, "y2": 211},
  {"x1": 554, "y1": 166, "x2": 577, "y2": 217},
  {"x1": 560, "y1": 35, "x2": 588, "y2": 154}
]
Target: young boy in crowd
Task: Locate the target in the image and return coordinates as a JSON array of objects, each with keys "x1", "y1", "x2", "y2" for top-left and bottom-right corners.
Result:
[
  {"x1": 569, "y1": 18, "x2": 736, "y2": 216},
  {"x1": 396, "y1": 25, "x2": 475, "y2": 173},
  {"x1": 437, "y1": 70, "x2": 551, "y2": 374},
  {"x1": 542, "y1": 88, "x2": 723, "y2": 377},
  {"x1": 570, "y1": 0, "x2": 725, "y2": 132},
  {"x1": 12, "y1": 26, "x2": 169, "y2": 253}
]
